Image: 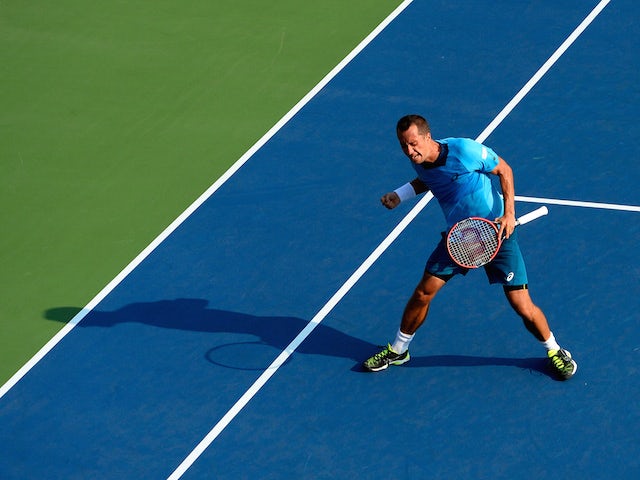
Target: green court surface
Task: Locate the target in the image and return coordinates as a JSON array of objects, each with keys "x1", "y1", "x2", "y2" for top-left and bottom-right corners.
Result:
[{"x1": 0, "y1": 0, "x2": 402, "y2": 385}]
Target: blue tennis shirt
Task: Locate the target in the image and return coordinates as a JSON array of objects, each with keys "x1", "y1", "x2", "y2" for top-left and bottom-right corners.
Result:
[{"x1": 411, "y1": 137, "x2": 504, "y2": 227}]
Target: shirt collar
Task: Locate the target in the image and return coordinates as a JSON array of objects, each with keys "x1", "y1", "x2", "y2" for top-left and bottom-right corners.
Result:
[{"x1": 419, "y1": 141, "x2": 448, "y2": 169}]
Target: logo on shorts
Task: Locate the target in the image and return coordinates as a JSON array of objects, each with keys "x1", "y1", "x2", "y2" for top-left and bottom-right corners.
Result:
[{"x1": 506, "y1": 272, "x2": 515, "y2": 282}]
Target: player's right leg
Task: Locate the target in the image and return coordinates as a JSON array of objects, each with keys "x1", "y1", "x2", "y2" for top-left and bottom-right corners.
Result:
[{"x1": 362, "y1": 272, "x2": 446, "y2": 372}]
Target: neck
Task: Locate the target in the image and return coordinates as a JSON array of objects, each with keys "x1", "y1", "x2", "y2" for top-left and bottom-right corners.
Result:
[{"x1": 426, "y1": 140, "x2": 441, "y2": 163}]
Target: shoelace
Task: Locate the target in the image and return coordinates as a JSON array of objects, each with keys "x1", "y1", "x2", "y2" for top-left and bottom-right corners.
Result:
[
  {"x1": 368, "y1": 346, "x2": 401, "y2": 364},
  {"x1": 372, "y1": 347, "x2": 393, "y2": 361},
  {"x1": 549, "y1": 351, "x2": 570, "y2": 372}
]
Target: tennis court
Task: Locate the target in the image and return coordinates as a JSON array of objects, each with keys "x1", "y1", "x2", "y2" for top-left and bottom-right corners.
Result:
[{"x1": 1, "y1": 1, "x2": 639, "y2": 478}]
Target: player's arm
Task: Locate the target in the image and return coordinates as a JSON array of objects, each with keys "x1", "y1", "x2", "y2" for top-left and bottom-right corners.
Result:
[
  {"x1": 381, "y1": 177, "x2": 428, "y2": 209},
  {"x1": 491, "y1": 157, "x2": 517, "y2": 238}
]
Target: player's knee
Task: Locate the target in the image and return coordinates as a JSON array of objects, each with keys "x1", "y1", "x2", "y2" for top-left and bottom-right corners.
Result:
[
  {"x1": 412, "y1": 273, "x2": 445, "y2": 305},
  {"x1": 513, "y1": 300, "x2": 539, "y2": 322},
  {"x1": 505, "y1": 288, "x2": 535, "y2": 317},
  {"x1": 412, "y1": 284, "x2": 436, "y2": 305}
]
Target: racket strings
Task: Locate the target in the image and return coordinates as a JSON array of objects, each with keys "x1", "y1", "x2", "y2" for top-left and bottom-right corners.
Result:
[{"x1": 448, "y1": 219, "x2": 499, "y2": 267}]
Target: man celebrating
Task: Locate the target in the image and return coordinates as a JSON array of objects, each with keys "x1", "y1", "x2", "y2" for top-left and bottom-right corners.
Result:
[{"x1": 363, "y1": 115, "x2": 577, "y2": 380}]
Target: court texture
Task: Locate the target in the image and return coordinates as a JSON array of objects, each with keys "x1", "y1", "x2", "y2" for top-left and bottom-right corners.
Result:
[{"x1": 1, "y1": 0, "x2": 639, "y2": 478}]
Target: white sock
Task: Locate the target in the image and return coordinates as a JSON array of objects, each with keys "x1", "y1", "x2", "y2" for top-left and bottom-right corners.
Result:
[
  {"x1": 541, "y1": 331, "x2": 561, "y2": 351},
  {"x1": 391, "y1": 329, "x2": 414, "y2": 354}
]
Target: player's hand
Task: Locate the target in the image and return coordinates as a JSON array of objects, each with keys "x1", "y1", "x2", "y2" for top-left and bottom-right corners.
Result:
[
  {"x1": 495, "y1": 212, "x2": 516, "y2": 238},
  {"x1": 381, "y1": 192, "x2": 401, "y2": 209}
]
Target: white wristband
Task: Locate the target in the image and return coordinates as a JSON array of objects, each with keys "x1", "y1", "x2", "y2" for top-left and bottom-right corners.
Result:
[{"x1": 394, "y1": 182, "x2": 417, "y2": 202}]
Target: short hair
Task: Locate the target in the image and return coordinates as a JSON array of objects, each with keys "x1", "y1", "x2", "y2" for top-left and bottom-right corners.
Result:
[{"x1": 396, "y1": 114, "x2": 430, "y2": 135}]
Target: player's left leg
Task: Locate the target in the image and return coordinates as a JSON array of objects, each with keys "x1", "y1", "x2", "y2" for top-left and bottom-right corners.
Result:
[
  {"x1": 504, "y1": 287, "x2": 577, "y2": 380},
  {"x1": 487, "y1": 233, "x2": 577, "y2": 379},
  {"x1": 503, "y1": 286, "x2": 549, "y2": 341}
]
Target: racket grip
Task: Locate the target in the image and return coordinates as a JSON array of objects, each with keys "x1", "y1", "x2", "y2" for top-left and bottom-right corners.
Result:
[{"x1": 516, "y1": 206, "x2": 548, "y2": 226}]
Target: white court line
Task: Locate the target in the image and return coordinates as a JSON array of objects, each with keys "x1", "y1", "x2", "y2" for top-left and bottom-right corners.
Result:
[
  {"x1": 166, "y1": 0, "x2": 612, "y2": 478},
  {"x1": 166, "y1": 191, "x2": 435, "y2": 480},
  {"x1": 0, "y1": 0, "x2": 416, "y2": 401},
  {"x1": 476, "y1": 0, "x2": 611, "y2": 144},
  {"x1": 516, "y1": 195, "x2": 640, "y2": 212}
]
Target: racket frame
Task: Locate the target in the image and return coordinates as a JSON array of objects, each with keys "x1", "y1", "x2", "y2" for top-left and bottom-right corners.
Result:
[
  {"x1": 446, "y1": 217, "x2": 501, "y2": 269},
  {"x1": 446, "y1": 206, "x2": 548, "y2": 269}
]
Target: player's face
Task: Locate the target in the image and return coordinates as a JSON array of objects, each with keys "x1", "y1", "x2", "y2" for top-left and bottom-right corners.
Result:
[{"x1": 397, "y1": 124, "x2": 430, "y2": 164}]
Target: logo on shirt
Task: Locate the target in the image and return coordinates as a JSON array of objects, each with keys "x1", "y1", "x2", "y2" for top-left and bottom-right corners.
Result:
[{"x1": 506, "y1": 272, "x2": 515, "y2": 282}]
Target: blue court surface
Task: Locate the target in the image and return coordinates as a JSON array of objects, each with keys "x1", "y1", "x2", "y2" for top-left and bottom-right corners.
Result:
[{"x1": 2, "y1": 1, "x2": 639, "y2": 478}]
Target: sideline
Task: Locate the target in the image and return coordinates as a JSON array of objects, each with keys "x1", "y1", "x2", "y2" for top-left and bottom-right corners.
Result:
[{"x1": 0, "y1": 1, "x2": 415, "y2": 401}]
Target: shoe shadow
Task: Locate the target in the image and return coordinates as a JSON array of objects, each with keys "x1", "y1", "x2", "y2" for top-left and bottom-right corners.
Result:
[
  {"x1": 353, "y1": 350, "x2": 552, "y2": 378},
  {"x1": 407, "y1": 354, "x2": 551, "y2": 377}
]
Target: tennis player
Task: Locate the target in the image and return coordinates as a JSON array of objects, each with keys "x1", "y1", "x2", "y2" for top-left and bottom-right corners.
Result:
[{"x1": 363, "y1": 115, "x2": 577, "y2": 380}]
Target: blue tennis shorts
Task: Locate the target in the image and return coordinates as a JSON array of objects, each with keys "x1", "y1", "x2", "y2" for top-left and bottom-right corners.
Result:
[{"x1": 425, "y1": 230, "x2": 528, "y2": 286}]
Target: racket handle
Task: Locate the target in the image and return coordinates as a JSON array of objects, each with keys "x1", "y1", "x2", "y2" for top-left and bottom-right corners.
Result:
[{"x1": 516, "y1": 206, "x2": 548, "y2": 226}]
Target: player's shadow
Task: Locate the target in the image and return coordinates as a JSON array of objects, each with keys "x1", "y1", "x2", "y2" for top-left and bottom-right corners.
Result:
[
  {"x1": 44, "y1": 299, "x2": 551, "y2": 377},
  {"x1": 44, "y1": 299, "x2": 376, "y2": 365}
]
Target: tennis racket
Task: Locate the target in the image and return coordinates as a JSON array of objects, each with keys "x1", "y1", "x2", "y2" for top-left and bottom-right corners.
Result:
[{"x1": 446, "y1": 206, "x2": 548, "y2": 268}]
